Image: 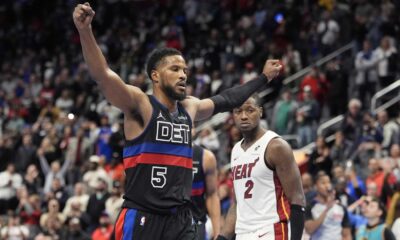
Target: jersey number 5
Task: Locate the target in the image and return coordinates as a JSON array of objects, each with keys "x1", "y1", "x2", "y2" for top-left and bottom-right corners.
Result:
[
  {"x1": 151, "y1": 166, "x2": 167, "y2": 188},
  {"x1": 244, "y1": 179, "x2": 254, "y2": 199}
]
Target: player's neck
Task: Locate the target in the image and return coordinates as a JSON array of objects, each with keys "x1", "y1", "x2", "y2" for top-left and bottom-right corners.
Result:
[
  {"x1": 242, "y1": 127, "x2": 266, "y2": 147},
  {"x1": 153, "y1": 89, "x2": 178, "y2": 112}
]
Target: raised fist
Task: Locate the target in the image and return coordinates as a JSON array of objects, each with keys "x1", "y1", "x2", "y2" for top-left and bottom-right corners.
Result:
[
  {"x1": 72, "y1": 2, "x2": 95, "y2": 31},
  {"x1": 262, "y1": 60, "x2": 282, "y2": 82}
]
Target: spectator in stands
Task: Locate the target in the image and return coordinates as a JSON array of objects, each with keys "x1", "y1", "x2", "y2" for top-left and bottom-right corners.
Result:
[
  {"x1": 105, "y1": 181, "x2": 124, "y2": 224},
  {"x1": 60, "y1": 217, "x2": 91, "y2": 240},
  {"x1": 0, "y1": 212, "x2": 29, "y2": 240},
  {"x1": 55, "y1": 89, "x2": 74, "y2": 114},
  {"x1": 95, "y1": 115, "x2": 113, "y2": 162},
  {"x1": 305, "y1": 172, "x2": 352, "y2": 240},
  {"x1": 325, "y1": 58, "x2": 348, "y2": 116},
  {"x1": 297, "y1": 85, "x2": 320, "y2": 147},
  {"x1": 302, "y1": 172, "x2": 317, "y2": 204},
  {"x1": 23, "y1": 164, "x2": 42, "y2": 195},
  {"x1": 40, "y1": 198, "x2": 65, "y2": 232},
  {"x1": 18, "y1": 193, "x2": 42, "y2": 237},
  {"x1": 317, "y1": 10, "x2": 341, "y2": 55},
  {"x1": 64, "y1": 200, "x2": 91, "y2": 232},
  {"x1": 82, "y1": 155, "x2": 111, "y2": 192},
  {"x1": 271, "y1": 89, "x2": 298, "y2": 135},
  {"x1": 63, "y1": 182, "x2": 89, "y2": 215},
  {"x1": 308, "y1": 136, "x2": 332, "y2": 177},
  {"x1": 355, "y1": 39, "x2": 379, "y2": 106},
  {"x1": 377, "y1": 110, "x2": 398, "y2": 150},
  {"x1": 366, "y1": 158, "x2": 396, "y2": 206},
  {"x1": 330, "y1": 131, "x2": 353, "y2": 164},
  {"x1": 240, "y1": 62, "x2": 257, "y2": 84},
  {"x1": 299, "y1": 67, "x2": 329, "y2": 109},
  {"x1": 47, "y1": 177, "x2": 69, "y2": 210},
  {"x1": 281, "y1": 44, "x2": 302, "y2": 76},
  {"x1": 91, "y1": 212, "x2": 113, "y2": 240},
  {"x1": 15, "y1": 134, "x2": 36, "y2": 173},
  {"x1": 86, "y1": 178, "x2": 110, "y2": 231},
  {"x1": 0, "y1": 163, "x2": 23, "y2": 214},
  {"x1": 342, "y1": 99, "x2": 363, "y2": 142},
  {"x1": 356, "y1": 196, "x2": 396, "y2": 240},
  {"x1": 344, "y1": 166, "x2": 366, "y2": 202},
  {"x1": 374, "y1": 36, "x2": 397, "y2": 88}
]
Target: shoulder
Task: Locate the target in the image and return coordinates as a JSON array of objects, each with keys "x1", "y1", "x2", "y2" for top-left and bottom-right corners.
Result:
[
  {"x1": 267, "y1": 137, "x2": 292, "y2": 156},
  {"x1": 203, "y1": 148, "x2": 217, "y2": 169}
]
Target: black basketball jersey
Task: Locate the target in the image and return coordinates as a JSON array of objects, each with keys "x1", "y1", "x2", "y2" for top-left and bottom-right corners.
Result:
[
  {"x1": 122, "y1": 95, "x2": 192, "y2": 214},
  {"x1": 191, "y1": 145, "x2": 207, "y2": 222}
]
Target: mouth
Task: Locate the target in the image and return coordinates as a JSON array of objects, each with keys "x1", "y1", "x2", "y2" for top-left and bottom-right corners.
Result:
[
  {"x1": 176, "y1": 81, "x2": 186, "y2": 91},
  {"x1": 239, "y1": 122, "x2": 251, "y2": 127}
]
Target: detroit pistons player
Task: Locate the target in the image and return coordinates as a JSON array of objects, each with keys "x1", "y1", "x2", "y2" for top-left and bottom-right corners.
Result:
[
  {"x1": 73, "y1": 3, "x2": 282, "y2": 239},
  {"x1": 217, "y1": 96, "x2": 305, "y2": 240}
]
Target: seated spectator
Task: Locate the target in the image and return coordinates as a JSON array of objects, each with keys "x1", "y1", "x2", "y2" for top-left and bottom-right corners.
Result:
[
  {"x1": 305, "y1": 172, "x2": 352, "y2": 240},
  {"x1": 366, "y1": 158, "x2": 396, "y2": 206},
  {"x1": 23, "y1": 164, "x2": 42, "y2": 195},
  {"x1": 0, "y1": 163, "x2": 23, "y2": 214},
  {"x1": 341, "y1": 99, "x2": 363, "y2": 143},
  {"x1": 63, "y1": 182, "x2": 89, "y2": 216},
  {"x1": 46, "y1": 177, "x2": 69, "y2": 210},
  {"x1": 18, "y1": 194, "x2": 42, "y2": 238},
  {"x1": 60, "y1": 217, "x2": 91, "y2": 240},
  {"x1": 297, "y1": 86, "x2": 320, "y2": 147},
  {"x1": 271, "y1": 89, "x2": 298, "y2": 135},
  {"x1": 356, "y1": 196, "x2": 396, "y2": 240},
  {"x1": 83, "y1": 155, "x2": 111, "y2": 192},
  {"x1": 40, "y1": 198, "x2": 66, "y2": 230},
  {"x1": 0, "y1": 212, "x2": 29, "y2": 240},
  {"x1": 64, "y1": 201, "x2": 91, "y2": 232},
  {"x1": 86, "y1": 178, "x2": 110, "y2": 232},
  {"x1": 37, "y1": 215, "x2": 63, "y2": 240},
  {"x1": 105, "y1": 181, "x2": 124, "y2": 224},
  {"x1": 91, "y1": 212, "x2": 113, "y2": 240},
  {"x1": 330, "y1": 131, "x2": 353, "y2": 164},
  {"x1": 308, "y1": 136, "x2": 332, "y2": 176}
]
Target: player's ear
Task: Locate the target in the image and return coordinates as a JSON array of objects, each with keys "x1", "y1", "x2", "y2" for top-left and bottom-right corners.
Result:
[{"x1": 151, "y1": 70, "x2": 159, "y2": 83}]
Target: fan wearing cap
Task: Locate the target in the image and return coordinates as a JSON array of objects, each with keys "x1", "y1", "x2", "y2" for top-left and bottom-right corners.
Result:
[
  {"x1": 92, "y1": 211, "x2": 113, "y2": 240},
  {"x1": 82, "y1": 155, "x2": 111, "y2": 192}
]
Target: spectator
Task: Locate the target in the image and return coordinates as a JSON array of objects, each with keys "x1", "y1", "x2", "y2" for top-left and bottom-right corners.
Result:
[
  {"x1": 297, "y1": 86, "x2": 320, "y2": 147},
  {"x1": 0, "y1": 212, "x2": 29, "y2": 240},
  {"x1": 305, "y1": 172, "x2": 352, "y2": 240},
  {"x1": 330, "y1": 131, "x2": 353, "y2": 164},
  {"x1": 356, "y1": 196, "x2": 396, "y2": 240},
  {"x1": 63, "y1": 182, "x2": 89, "y2": 216},
  {"x1": 302, "y1": 172, "x2": 317, "y2": 205},
  {"x1": 325, "y1": 58, "x2": 348, "y2": 116},
  {"x1": 365, "y1": 158, "x2": 396, "y2": 205},
  {"x1": 60, "y1": 217, "x2": 91, "y2": 240},
  {"x1": 354, "y1": 39, "x2": 379, "y2": 106},
  {"x1": 308, "y1": 136, "x2": 332, "y2": 176},
  {"x1": 377, "y1": 110, "x2": 398, "y2": 150},
  {"x1": 317, "y1": 11, "x2": 341, "y2": 55},
  {"x1": 95, "y1": 116, "x2": 113, "y2": 162},
  {"x1": 240, "y1": 62, "x2": 257, "y2": 84},
  {"x1": 82, "y1": 155, "x2": 111, "y2": 192},
  {"x1": 271, "y1": 89, "x2": 298, "y2": 135},
  {"x1": 374, "y1": 36, "x2": 397, "y2": 88},
  {"x1": 47, "y1": 177, "x2": 69, "y2": 210},
  {"x1": 39, "y1": 198, "x2": 66, "y2": 231},
  {"x1": 64, "y1": 201, "x2": 91, "y2": 232},
  {"x1": 18, "y1": 193, "x2": 42, "y2": 238},
  {"x1": 91, "y1": 212, "x2": 113, "y2": 240},
  {"x1": 344, "y1": 166, "x2": 366, "y2": 202},
  {"x1": 281, "y1": 44, "x2": 302, "y2": 76},
  {"x1": 341, "y1": 99, "x2": 363, "y2": 142},
  {"x1": 23, "y1": 164, "x2": 42, "y2": 195},
  {"x1": 55, "y1": 89, "x2": 74, "y2": 114},
  {"x1": 299, "y1": 67, "x2": 329, "y2": 109},
  {"x1": 14, "y1": 134, "x2": 37, "y2": 173},
  {"x1": 86, "y1": 178, "x2": 110, "y2": 231},
  {"x1": 105, "y1": 181, "x2": 124, "y2": 224},
  {"x1": 0, "y1": 163, "x2": 23, "y2": 214}
]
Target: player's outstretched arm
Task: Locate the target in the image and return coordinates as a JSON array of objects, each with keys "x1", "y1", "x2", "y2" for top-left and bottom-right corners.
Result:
[
  {"x1": 72, "y1": 3, "x2": 147, "y2": 113},
  {"x1": 267, "y1": 138, "x2": 306, "y2": 240},
  {"x1": 203, "y1": 149, "x2": 221, "y2": 238},
  {"x1": 191, "y1": 60, "x2": 282, "y2": 121}
]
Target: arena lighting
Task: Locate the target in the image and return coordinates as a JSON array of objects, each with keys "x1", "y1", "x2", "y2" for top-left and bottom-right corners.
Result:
[{"x1": 67, "y1": 113, "x2": 75, "y2": 120}]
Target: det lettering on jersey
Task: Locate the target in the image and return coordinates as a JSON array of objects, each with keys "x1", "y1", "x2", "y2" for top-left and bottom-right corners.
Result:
[
  {"x1": 156, "y1": 121, "x2": 190, "y2": 144},
  {"x1": 232, "y1": 157, "x2": 259, "y2": 180}
]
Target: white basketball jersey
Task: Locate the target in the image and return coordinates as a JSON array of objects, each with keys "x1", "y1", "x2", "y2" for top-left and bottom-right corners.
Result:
[{"x1": 231, "y1": 131, "x2": 290, "y2": 234}]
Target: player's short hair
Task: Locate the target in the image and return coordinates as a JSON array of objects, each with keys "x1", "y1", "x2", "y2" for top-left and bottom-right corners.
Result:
[{"x1": 146, "y1": 48, "x2": 183, "y2": 80}]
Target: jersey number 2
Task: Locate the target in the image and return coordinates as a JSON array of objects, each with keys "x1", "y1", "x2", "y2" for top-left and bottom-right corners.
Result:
[
  {"x1": 151, "y1": 166, "x2": 167, "y2": 188},
  {"x1": 244, "y1": 180, "x2": 254, "y2": 199}
]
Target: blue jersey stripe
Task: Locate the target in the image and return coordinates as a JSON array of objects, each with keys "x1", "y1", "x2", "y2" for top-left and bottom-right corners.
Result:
[
  {"x1": 123, "y1": 143, "x2": 192, "y2": 158},
  {"x1": 123, "y1": 209, "x2": 137, "y2": 240},
  {"x1": 192, "y1": 181, "x2": 204, "y2": 189}
]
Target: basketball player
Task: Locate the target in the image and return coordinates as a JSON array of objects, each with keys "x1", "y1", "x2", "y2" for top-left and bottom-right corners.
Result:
[
  {"x1": 73, "y1": 3, "x2": 281, "y2": 239},
  {"x1": 217, "y1": 96, "x2": 305, "y2": 240},
  {"x1": 191, "y1": 144, "x2": 221, "y2": 239}
]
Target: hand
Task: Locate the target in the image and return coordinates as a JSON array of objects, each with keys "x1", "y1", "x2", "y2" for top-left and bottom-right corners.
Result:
[
  {"x1": 326, "y1": 190, "x2": 337, "y2": 209},
  {"x1": 262, "y1": 60, "x2": 282, "y2": 81},
  {"x1": 73, "y1": 2, "x2": 95, "y2": 31}
]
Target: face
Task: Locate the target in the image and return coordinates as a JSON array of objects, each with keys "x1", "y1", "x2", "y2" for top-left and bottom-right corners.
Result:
[
  {"x1": 301, "y1": 174, "x2": 313, "y2": 192},
  {"x1": 332, "y1": 166, "x2": 345, "y2": 179},
  {"x1": 153, "y1": 55, "x2": 188, "y2": 101},
  {"x1": 316, "y1": 175, "x2": 333, "y2": 197},
  {"x1": 367, "y1": 182, "x2": 378, "y2": 197},
  {"x1": 368, "y1": 159, "x2": 380, "y2": 174},
  {"x1": 361, "y1": 197, "x2": 382, "y2": 219},
  {"x1": 233, "y1": 98, "x2": 262, "y2": 132}
]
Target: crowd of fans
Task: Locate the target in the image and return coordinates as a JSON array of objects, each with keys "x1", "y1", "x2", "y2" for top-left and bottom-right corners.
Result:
[{"x1": 0, "y1": 0, "x2": 400, "y2": 239}]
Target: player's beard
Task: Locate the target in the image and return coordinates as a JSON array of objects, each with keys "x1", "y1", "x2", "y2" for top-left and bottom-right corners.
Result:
[{"x1": 162, "y1": 83, "x2": 186, "y2": 101}]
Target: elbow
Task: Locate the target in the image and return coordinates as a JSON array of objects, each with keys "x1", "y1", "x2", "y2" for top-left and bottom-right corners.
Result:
[{"x1": 291, "y1": 192, "x2": 306, "y2": 207}]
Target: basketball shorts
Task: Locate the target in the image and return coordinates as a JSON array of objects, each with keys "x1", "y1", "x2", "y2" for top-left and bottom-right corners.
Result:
[
  {"x1": 113, "y1": 207, "x2": 197, "y2": 240},
  {"x1": 235, "y1": 222, "x2": 290, "y2": 240}
]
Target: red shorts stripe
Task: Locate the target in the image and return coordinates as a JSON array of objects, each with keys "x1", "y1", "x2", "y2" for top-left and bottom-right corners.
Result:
[
  {"x1": 273, "y1": 173, "x2": 290, "y2": 221},
  {"x1": 115, "y1": 208, "x2": 128, "y2": 240},
  {"x1": 274, "y1": 222, "x2": 288, "y2": 240},
  {"x1": 124, "y1": 153, "x2": 192, "y2": 169}
]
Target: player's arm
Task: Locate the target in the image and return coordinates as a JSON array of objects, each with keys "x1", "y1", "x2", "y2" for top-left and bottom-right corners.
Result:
[
  {"x1": 267, "y1": 138, "x2": 306, "y2": 240},
  {"x1": 203, "y1": 149, "x2": 221, "y2": 238},
  {"x1": 217, "y1": 197, "x2": 236, "y2": 240},
  {"x1": 72, "y1": 3, "x2": 148, "y2": 114},
  {"x1": 190, "y1": 60, "x2": 282, "y2": 121}
]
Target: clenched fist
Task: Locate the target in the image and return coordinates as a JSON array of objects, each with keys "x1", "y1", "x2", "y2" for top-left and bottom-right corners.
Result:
[
  {"x1": 72, "y1": 2, "x2": 95, "y2": 31},
  {"x1": 262, "y1": 60, "x2": 282, "y2": 82}
]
